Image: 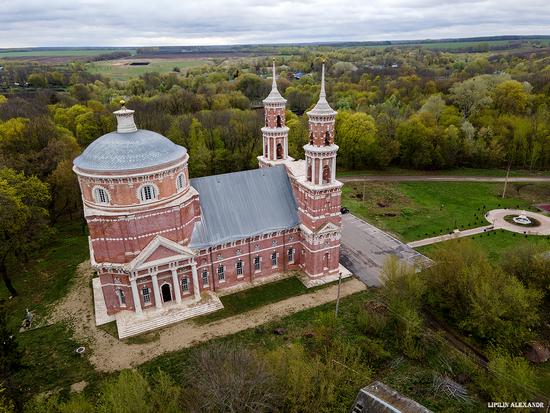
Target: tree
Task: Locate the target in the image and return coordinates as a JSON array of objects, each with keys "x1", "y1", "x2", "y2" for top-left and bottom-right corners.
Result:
[
  {"x1": 0, "y1": 169, "x2": 51, "y2": 296},
  {"x1": 182, "y1": 343, "x2": 280, "y2": 413},
  {"x1": 493, "y1": 80, "x2": 530, "y2": 115},
  {"x1": 187, "y1": 119, "x2": 211, "y2": 177},
  {"x1": 335, "y1": 111, "x2": 377, "y2": 169},
  {"x1": 419, "y1": 94, "x2": 446, "y2": 122},
  {"x1": 97, "y1": 370, "x2": 152, "y2": 413},
  {"x1": 27, "y1": 74, "x2": 47, "y2": 88}
]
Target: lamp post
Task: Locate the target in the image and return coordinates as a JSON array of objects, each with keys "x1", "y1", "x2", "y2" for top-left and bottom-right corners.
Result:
[{"x1": 335, "y1": 271, "x2": 343, "y2": 317}]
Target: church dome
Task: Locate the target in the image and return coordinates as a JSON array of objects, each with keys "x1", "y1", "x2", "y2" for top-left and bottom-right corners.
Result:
[{"x1": 73, "y1": 106, "x2": 187, "y2": 172}]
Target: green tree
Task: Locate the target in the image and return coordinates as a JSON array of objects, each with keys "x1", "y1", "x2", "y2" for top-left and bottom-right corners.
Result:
[
  {"x1": 493, "y1": 80, "x2": 530, "y2": 115},
  {"x1": 27, "y1": 73, "x2": 47, "y2": 88},
  {"x1": 0, "y1": 169, "x2": 51, "y2": 296},
  {"x1": 187, "y1": 119, "x2": 211, "y2": 177},
  {"x1": 335, "y1": 111, "x2": 377, "y2": 169}
]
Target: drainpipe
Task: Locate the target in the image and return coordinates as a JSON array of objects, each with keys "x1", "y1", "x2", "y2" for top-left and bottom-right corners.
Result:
[
  {"x1": 209, "y1": 247, "x2": 216, "y2": 292},
  {"x1": 248, "y1": 238, "x2": 253, "y2": 283}
]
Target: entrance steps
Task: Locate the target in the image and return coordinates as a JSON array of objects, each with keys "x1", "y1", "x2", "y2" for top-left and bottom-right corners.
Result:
[{"x1": 115, "y1": 293, "x2": 223, "y2": 339}]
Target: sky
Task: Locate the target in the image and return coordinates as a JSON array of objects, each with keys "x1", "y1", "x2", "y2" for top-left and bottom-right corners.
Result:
[{"x1": 0, "y1": 0, "x2": 549, "y2": 47}]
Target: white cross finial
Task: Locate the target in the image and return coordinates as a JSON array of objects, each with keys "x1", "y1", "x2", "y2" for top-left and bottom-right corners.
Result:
[{"x1": 272, "y1": 58, "x2": 277, "y2": 90}]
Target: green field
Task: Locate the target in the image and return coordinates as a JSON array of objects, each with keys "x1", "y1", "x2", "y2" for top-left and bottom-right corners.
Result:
[
  {"x1": 86, "y1": 58, "x2": 212, "y2": 80},
  {"x1": 417, "y1": 230, "x2": 550, "y2": 262},
  {"x1": 337, "y1": 167, "x2": 550, "y2": 178},
  {"x1": 342, "y1": 181, "x2": 550, "y2": 242},
  {"x1": 0, "y1": 48, "x2": 133, "y2": 58}
]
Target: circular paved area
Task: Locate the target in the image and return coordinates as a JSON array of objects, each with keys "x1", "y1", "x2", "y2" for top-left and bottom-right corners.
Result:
[{"x1": 485, "y1": 209, "x2": 550, "y2": 235}]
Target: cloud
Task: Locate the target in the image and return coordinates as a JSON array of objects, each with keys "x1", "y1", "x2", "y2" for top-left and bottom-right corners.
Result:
[{"x1": 0, "y1": 0, "x2": 548, "y2": 47}]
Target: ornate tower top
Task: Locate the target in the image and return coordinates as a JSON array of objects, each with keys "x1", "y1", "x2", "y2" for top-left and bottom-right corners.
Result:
[
  {"x1": 113, "y1": 100, "x2": 138, "y2": 133},
  {"x1": 307, "y1": 61, "x2": 336, "y2": 117},
  {"x1": 263, "y1": 59, "x2": 286, "y2": 105}
]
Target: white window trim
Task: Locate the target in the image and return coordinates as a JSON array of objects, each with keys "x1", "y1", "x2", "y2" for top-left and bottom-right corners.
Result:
[
  {"x1": 137, "y1": 182, "x2": 159, "y2": 204},
  {"x1": 181, "y1": 276, "x2": 189, "y2": 292},
  {"x1": 201, "y1": 270, "x2": 209, "y2": 286},
  {"x1": 92, "y1": 185, "x2": 110, "y2": 205},
  {"x1": 217, "y1": 265, "x2": 225, "y2": 282},
  {"x1": 254, "y1": 256, "x2": 261, "y2": 272},
  {"x1": 236, "y1": 260, "x2": 244, "y2": 277},
  {"x1": 142, "y1": 287, "x2": 151, "y2": 304},
  {"x1": 116, "y1": 288, "x2": 126, "y2": 307},
  {"x1": 271, "y1": 251, "x2": 278, "y2": 268}
]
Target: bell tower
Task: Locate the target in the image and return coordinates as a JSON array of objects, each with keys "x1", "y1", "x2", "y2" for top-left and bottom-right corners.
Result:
[
  {"x1": 297, "y1": 61, "x2": 342, "y2": 280},
  {"x1": 258, "y1": 59, "x2": 293, "y2": 167}
]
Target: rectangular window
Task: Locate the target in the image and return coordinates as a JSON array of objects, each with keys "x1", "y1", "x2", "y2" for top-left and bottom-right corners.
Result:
[
  {"x1": 271, "y1": 252, "x2": 278, "y2": 267},
  {"x1": 288, "y1": 248, "x2": 294, "y2": 263},
  {"x1": 254, "y1": 256, "x2": 261, "y2": 271},
  {"x1": 236, "y1": 260, "x2": 243, "y2": 276},
  {"x1": 142, "y1": 287, "x2": 150, "y2": 303},
  {"x1": 181, "y1": 277, "x2": 189, "y2": 292},
  {"x1": 202, "y1": 270, "x2": 209, "y2": 286},
  {"x1": 218, "y1": 265, "x2": 225, "y2": 281}
]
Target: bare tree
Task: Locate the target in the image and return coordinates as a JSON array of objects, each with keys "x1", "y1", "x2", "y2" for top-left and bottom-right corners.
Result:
[{"x1": 181, "y1": 343, "x2": 281, "y2": 413}]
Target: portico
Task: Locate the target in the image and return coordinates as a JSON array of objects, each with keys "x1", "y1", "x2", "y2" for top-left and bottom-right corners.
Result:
[{"x1": 127, "y1": 236, "x2": 202, "y2": 315}]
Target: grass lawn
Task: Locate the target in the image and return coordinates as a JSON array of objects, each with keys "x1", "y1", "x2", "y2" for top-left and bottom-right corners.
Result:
[
  {"x1": 86, "y1": 58, "x2": 212, "y2": 81},
  {"x1": 416, "y1": 230, "x2": 550, "y2": 262},
  {"x1": 342, "y1": 181, "x2": 550, "y2": 242},
  {"x1": 2, "y1": 220, "x2": 89, "y2": 330},
  {"x1": 194, "y1": 275, "x2": 326, "y2": 324},
  {"x1": 337, "y1": 166, "x2": 550, "y2": 177}
]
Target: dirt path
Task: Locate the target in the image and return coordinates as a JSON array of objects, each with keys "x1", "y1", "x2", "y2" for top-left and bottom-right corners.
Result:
[
  {"x1": 51, "y1": 261, "x2": 366, "y2": 372},
  {"x1": 338, "y1": 175, "x2": 550, "y2": 183}
]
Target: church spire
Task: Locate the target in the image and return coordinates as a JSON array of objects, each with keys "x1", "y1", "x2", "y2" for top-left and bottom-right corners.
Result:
[
  {"x1": 263, "y1": 59, "x2": 286, "y2": 104},
  {"x1": 307, "y1": 60, "x2": 336, "y2": 116}
]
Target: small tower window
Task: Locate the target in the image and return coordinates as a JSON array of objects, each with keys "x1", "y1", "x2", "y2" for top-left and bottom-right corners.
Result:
[
  {"x1": 324, "y1": 131, "x2": 330, "y2": 146},
  {"x1": 176, "y1": 173, "x2": 185, "y2": 191},
  {"x1": 93, "y1": 187, "x2": 109, "y2": 204},
  {"x1": 309, "y1": 133, "x2": 314, "y2": 145},
  {"x1": 139, "y1": 184, "x2": 157, "y2": 203},
  {"x1": 276, "y1": 143, "x2": 283, "y2": 160},
  {"x1": 323, "y1": 165, "x2": 331, "y2": 184},
  {"x1": 307, "y1": 165, "x2": 312, "y2": 182},
  {"x1": 276, "y1": 115, "x2": 282, "y2": 128}
]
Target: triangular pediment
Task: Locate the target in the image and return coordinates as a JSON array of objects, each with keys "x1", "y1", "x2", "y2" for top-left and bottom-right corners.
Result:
[
  {"x1": 127, "y1": 236, "x2": 195, "y2": 271},
  {"x1": 315, "y1": 222, "x2": 340, "y2": 234}
]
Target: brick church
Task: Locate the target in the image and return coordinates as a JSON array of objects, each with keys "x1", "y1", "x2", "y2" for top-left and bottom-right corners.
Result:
[{"x1": 73, "y1": 61, "x2": 346, "y2": 337}]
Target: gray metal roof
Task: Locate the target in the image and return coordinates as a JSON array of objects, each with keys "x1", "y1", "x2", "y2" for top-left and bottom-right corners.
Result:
[
  {"x1": 189, "y1": 165, "x2": 299, "y2": 248},
  {"x1": 73, "y1": 129, "x2": 186, "y2": 172}
]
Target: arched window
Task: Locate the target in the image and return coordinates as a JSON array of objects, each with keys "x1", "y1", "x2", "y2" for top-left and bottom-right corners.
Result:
[
  {"x1": 265, "y1": 144, "x2": 268, "y2": 157},
  {"x1": 176, "y1": 173, "x2": 185, "y2": 191},
  {"x1": 276, "y1": 115, "x2": 282, "y2": 128},
  {"x1": 139, "y1": 184, "x2": 157, "y2": 203},
  {"x1": 324, "y1": 131, "x2": 331, "y2": 146},
  {"x1": 322, "y1": 165, "x2": 331, "y2": 184},
  {"x1": 307, "y1": 165, "x2": 312, "y2": 182},
  {"x1": 309, "y1": 133, "x2": 314, "y2": 145},
  {"x1": 93, "y1": 187, "x2": 109, "y2": 204},
  {"x1": 276, "y1": 143, "x2": 283, "y2": 159},
  {"x1": 116, "y1": 289, "x2": 126, "y2": 306}
]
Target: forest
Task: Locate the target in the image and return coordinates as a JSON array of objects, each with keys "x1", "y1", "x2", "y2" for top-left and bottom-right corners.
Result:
[{"x1": 1, "y1": 40, "x2": 550, "y2": 411}]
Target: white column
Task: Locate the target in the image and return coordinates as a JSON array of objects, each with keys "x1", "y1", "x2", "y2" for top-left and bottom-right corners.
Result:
[
  {"x1": 130, "y1": 278, "x2": 142, "y2": 315},
  {"x1": 318, "y1": 158, "x2": 323, "y2": 185},
  {"x1": 284, "y1": 137, "x2": 288, "y2": 159},
  {"x1": 171, "y1": 269, "x2": 182, "y2": 304},
  {"x1": 151, "y1": 273, "x2": 162, "y2": 309},
  {"x1": 191, "y1": 262, "x2": 200, "y2": 301},
  {"x1": 332, "y1": 156, "x2": 336, "y2": 182}
]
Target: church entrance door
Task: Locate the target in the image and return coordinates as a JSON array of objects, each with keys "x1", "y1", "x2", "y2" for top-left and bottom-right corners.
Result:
[{"x1": 161, "y1": 284, "x2": 172, "y2": 302}]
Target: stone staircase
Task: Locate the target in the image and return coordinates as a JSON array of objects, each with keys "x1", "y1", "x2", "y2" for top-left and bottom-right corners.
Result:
[{"x1": 115, "y1": 293, "x2": 223, "y2": 339}]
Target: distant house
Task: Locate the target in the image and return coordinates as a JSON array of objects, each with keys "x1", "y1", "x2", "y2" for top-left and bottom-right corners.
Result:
[
  {"x1": 391, "y1": 63, "x2": 399, "y2": 68},
  {"x1": 293, "y1": 71, "x2": 304, "y2": 79},
  {"x1": 349, "y1": 382, "x2": 432, "y2": 413}
]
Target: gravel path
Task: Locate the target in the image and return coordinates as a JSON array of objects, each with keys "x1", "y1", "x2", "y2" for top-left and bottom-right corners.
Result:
[{"x1": 51, "y1": 261, "x2": 366, "y2": 372}]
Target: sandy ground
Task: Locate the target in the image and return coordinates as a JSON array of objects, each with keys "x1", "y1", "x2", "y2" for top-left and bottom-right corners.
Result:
[{"x1": 51, "y1": 261, "x2": 366, "y2": 372}]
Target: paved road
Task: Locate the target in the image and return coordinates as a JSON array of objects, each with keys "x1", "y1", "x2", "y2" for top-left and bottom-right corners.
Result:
[
  {"x1": 340, "y1": 214, "x2": 431, "y2": 287},
  {"x1": 339, "y1": 175, "x2": 550, "y2": 183}
]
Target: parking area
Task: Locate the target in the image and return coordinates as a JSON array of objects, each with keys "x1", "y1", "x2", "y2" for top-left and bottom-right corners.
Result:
[{"x1": 340, "y1": 214, "x2": 431, "y2": 287}]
